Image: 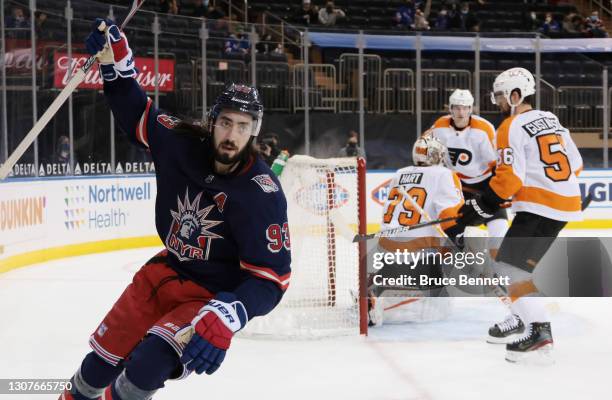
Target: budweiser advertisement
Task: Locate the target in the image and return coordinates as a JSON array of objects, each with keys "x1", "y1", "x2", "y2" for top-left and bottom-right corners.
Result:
[{"x1": 54, "y1": 52, "x2": 175, "y2": 92}]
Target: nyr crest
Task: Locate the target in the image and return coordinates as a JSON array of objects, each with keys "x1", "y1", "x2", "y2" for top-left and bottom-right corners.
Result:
[{"x1": 166, "y1": 189, "x2": 223, "y2": 262}]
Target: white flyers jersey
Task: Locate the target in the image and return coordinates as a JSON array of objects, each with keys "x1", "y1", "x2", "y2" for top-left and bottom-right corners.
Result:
[
  {"x1": 491, "y1": 109, "x2": 583, "y2": 222},
  {"x1": 430, "y1": 115, "x2": 497, "y2": 184},
  {"x1": 380, "y1": 165, "x2": 464, "y2": 242}
]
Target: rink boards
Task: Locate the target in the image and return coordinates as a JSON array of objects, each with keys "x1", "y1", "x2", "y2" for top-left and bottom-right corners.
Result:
[{"x1": 1, "y1": 169, "x2": 612, "y2": 273}]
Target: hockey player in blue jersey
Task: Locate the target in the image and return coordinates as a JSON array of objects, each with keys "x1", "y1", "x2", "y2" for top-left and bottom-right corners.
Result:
[{"x1": 60, "y1": 18, "x2": 291, "y2": 400}]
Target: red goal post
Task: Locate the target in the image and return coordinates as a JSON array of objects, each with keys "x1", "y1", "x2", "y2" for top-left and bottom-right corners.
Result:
[{"x1": 241, "y1": 155, "x2": 368, "y2": 338}]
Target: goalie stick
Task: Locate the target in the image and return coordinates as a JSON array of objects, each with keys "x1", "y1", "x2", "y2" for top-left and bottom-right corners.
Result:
[
  {"x1": 0, "y1": 0, "x2": 146, "y2": 180},
  {"x1": 352, "y1": 215, "x2": 459, "y2": 242}
]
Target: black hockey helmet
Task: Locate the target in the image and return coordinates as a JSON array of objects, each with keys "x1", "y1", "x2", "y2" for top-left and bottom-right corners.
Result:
[{"x1": 208, "y1": 83, "x2": 264, "y2": 137}]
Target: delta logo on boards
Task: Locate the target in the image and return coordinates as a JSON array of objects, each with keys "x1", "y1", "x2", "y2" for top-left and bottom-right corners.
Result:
[
  {"x1": 295, "y1": 180, "x2": 350, "y2": 215},
  {"x1": 63, "y1": 182, "x2": 152, "y2": 230},
  {"x1": 0, "y1": 196, "x2": 46, "y2": 231}
]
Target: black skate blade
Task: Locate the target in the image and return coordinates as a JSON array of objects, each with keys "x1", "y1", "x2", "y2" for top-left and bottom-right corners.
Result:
[{"x1": 505, "y1": 343, "x2": 555, "y2": 365}]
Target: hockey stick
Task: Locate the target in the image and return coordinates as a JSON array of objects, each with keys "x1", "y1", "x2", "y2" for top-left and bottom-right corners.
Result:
[
  {"x1": 352, "y1": 215, "x2": 459, "y2": 242},
  {"x1": 396, "y1": 185, "x2": 449, "y2": 238},
  {"x1": 0, "y1": 0, "x2": 146, "y2": 180}
]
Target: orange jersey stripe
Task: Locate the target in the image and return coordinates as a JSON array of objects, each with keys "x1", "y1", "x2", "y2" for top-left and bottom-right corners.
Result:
[
  {"x1": 439, "y1": 172, "x2": 463, "y2": 230},
  {"x1": 513, "y1": 186, "x2": 582, "y2": 212},
  {"x1": 378, "y1": 236, "x2": 445, "y2": 253},
  {"x1": 490, "y1": 115, "x2": 521, "y2": 199},
  {"x1": 433, "y1": 115, "x2": 452, "y2": 128},
  {"x1": 470, "y1": 117, "x2": 495, "y2": 145},
  {"x1": 509, "y1": 280, "x2": 539, "y2": 301}
]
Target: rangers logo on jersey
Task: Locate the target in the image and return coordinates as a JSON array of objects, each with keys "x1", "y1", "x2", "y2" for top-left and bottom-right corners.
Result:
[
  {"x1": 252, "y1": 174, "x2": 279, "y2": 193},
  {"x1": 165, "y1": 189, "x2": 223, "y2": 262},
  {"x1": 157, "y1": 114, "x2": 181, "y2": 129},
  {"x1": 447, "y1": 147, "x2": 473, "y2": 166}
]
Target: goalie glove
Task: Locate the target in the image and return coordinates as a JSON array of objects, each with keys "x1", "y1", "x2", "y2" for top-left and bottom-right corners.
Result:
[
  {"x1": 85, "y1": 18, "x2": 137, "y2": 81},
  {"x1": 180, "y1": 292, "x2": 248, "y2": 375}
]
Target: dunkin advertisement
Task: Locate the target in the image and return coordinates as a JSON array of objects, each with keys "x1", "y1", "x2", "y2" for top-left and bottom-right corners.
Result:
[{"x1": 53, "y1": 52, "x2": 175, "y2": 92}]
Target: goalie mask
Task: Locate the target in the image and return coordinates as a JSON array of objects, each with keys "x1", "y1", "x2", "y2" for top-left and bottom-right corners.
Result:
[
  {"x1": 490, "y1": 67, "x2": 535, "y2": 114},
  {"x1": 412, "y1": 136, "x2": 447, "y2": 166},
  {"x1": 207, "y1": 83, "x2": 264, "y2": 137}
]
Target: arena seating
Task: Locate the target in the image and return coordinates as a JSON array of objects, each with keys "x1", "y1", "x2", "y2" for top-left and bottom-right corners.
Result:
[{"x1": 6, "y1": 0, "x2": 611, "y2": 133}]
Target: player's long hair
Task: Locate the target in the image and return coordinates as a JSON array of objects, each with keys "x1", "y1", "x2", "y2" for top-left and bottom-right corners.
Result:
[{"x1": 173, "y1": 119, "x2": 259, "y2": 170}]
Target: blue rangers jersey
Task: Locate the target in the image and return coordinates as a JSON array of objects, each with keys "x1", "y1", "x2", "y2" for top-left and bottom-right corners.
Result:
[{"x1": 104, "y1": 77, "x2": 291, "y2": 320}]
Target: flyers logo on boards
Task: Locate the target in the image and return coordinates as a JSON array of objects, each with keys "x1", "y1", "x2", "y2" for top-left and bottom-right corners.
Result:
[{"x1": 295, "y1": 180, "x2": 350, "y2": 215}]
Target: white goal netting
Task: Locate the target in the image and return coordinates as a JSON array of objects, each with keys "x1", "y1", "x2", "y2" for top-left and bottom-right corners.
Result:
[{"x1": 241, "y1": 155, "x2": 366, "y2": 338}]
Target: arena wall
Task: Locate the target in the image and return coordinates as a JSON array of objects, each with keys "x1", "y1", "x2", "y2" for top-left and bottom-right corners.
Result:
[{"x1": 2, "y1": 170, "x2": 612, "y2": 273}]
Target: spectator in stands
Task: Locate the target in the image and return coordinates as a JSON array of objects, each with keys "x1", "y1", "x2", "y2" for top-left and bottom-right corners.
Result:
[
  {"x1": 293, "y1": 0, "x2": 319, "y2": 26},
  {"x1": 256, "y1": 30, "x2": 285, "y2": 56},
  {"x1": 208, "y1": 5, "x2": 228, "y2": 31},
  {"x1": 450, "y1": 2, "x2": 479, "y2": 32},
  {"x1": 52, "y1": 135, "x2": 71, "y2": 165},
  {"x1": 34, "y1": 11, "x2": 50, "y2": 39},
  {"x1": 433, "y1": 7, "x2": 451, "y2": 31},
  {"x1": 318, "y1": 1, "x2": 345, "y2": 26},
  {"x1": 563, "y1": 12, "x2": 585, "y2": 34},
  {"x1": 224, "y1": 27, "x2": 250, "y2": 55},
  {"x1": 160, "y1": 0, "x2": 179, "y2": 15},
  {"x1": 414, "y1": 8, "x2": 430, "y2": 30},
  {"x1": 585, "y1": 11, "x2": 608, "y2": 37},
  {"x1": 338, "y1": 131, "x2": 366, "y2": 159},
  {"x1": 5, "y1": 6, "x2": 29, "y2": 29},
  {"x1": 393, "y1": 0, "x2": 416, "y2": 29},
  {"x1": 539, "y1": 12, "x2": 561, "y2": 34},
  {"x1": 193, "y1": 0, "x2": 209, "y2": 18}
]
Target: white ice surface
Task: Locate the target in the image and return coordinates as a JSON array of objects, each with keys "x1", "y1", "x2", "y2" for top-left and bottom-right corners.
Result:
[{"x1": 0, "y1": 246, "x2": 611, "y2": 400}]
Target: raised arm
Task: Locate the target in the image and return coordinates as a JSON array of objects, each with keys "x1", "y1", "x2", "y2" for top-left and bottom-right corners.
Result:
[{"x1": 85, "y1": 18, "x2": 155, "y2": 149}]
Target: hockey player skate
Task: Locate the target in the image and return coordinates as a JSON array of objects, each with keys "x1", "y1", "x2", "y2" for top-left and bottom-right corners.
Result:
[
  {"x1": 487, "y1": 314, "x2": 524, "y2": 344},
  {"x1": 505, "y1": 322, "x2": 554, "y2": 364}
]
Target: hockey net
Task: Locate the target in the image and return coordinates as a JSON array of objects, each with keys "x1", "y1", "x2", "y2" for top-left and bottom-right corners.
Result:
[{"x1": 241, "y1": 155, "x2": 368, "y2": 338}]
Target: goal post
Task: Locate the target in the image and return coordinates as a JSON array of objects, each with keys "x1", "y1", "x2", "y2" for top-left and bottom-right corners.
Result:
[{"x1": 241, "y1": 155, "x2": 368, "y2": 338}]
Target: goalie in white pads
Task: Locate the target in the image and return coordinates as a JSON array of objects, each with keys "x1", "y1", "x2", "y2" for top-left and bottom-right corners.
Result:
[
  {"x1": 371, "y1": 136, "x2": 464, "y2": 325},
  {"x1": 458, "y1": 68, "x2": 583, "y2": 363},
  {"x1": 425, "y1": 89, "x2": 508, "y2": 255}
]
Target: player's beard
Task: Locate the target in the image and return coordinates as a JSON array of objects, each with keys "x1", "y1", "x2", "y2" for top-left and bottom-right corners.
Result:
[{"x1": 214, "y1": 139, "x2": 244, "y2": 165}]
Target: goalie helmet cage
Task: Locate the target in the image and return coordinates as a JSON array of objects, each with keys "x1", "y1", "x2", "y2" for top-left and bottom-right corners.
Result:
[{"x1": 241, "y1": 155, "x2": 368, "y2": 338}]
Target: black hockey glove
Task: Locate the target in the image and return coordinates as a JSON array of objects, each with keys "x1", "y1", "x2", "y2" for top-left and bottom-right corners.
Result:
[{"x1": 457, "y1": 188, "x2": 504, "y2": 226}]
